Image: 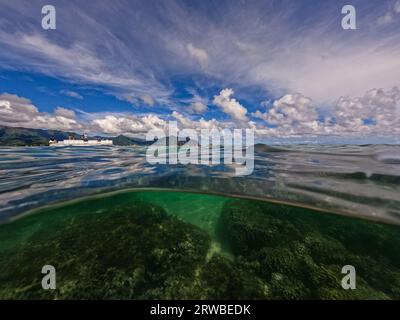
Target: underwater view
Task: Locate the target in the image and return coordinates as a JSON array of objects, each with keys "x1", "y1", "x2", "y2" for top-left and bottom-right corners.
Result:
[{"x1": 0, "y1": 145, "x2": 399, "y2": 300}]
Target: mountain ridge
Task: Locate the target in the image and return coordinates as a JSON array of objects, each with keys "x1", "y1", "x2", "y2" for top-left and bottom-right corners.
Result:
[{"x1": 0, "y1": 125, "x2": 150, "y2": 146}]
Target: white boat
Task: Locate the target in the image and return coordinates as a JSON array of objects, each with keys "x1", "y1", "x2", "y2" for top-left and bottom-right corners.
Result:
[{"x1": 49, "y1": 133, "x2": 113, "y2": 146}]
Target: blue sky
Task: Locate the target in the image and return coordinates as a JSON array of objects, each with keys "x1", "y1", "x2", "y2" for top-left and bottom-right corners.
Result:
[{"x1": 0, "y1": 0, "x2": 400, "y2": 142}]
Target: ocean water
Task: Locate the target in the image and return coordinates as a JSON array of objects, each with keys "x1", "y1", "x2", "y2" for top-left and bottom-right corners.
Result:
[
  {"x1": 0, "y1": 145, "x2": 399, "y2": 299},
  {"x1": 0, "y1": 144, "x2": 399, "y2": 224}
]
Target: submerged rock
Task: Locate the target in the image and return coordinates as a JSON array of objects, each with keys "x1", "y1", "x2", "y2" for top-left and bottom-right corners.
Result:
[
  {"x1": 0, "y1": 200, "x2": 267, "y2": 299},
  {"x1": 0, "y1": 202, "x2": 211, "y2": 299},
  {"x1": 217, "y1": 199, "x2": 400, "y2": 299}
]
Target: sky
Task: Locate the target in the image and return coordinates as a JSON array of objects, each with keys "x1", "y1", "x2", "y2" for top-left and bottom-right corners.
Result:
[{"x1": 0, "y1": 0, "x2": 400, "y2": 143}]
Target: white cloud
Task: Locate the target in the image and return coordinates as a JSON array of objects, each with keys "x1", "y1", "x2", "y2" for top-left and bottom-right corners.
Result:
[
  {"x1": 255, "y1": 94, "x2": 316, "y2": 125},
  {"x1": 377, "y1": 13, "x2": 394, "y2": 26},
  {"x1": 252, "y1": 88, "x2": 400, "y2": 138},
  {"x1": 91, "y1": 114, "x2": 166, "y2": 135},
  {"x1": 0, "y1": 93, "x2": 81, "y2": 131},
  {"x1": 17, "y1": 34, "x2": 139, "y2": 87},
  {"x1": 0, "y1": 93, "x2": 39, "y2": 124},
  {"x1": 395, "y1": 0, "x2": 400, "y2": 14},
  {"x1": 1, "y1": 1, "x2": 400, "y2": 111},
  {"x1": 119, "y1": 93, "x2": 159, "y2": 107},
  {"x1": 333, "y1": 87, "x2": 400, "y2": 134},
  {"x1": 186, "y1": 43, "x2": 208, "y2": 68},
  {"x1": 54, "y1": 107, "x2": 76, "y2": 119},
  {"x1": 189, "y1": 101, "x2": 207, "y2": 114},
  {"x1": 252, "y1": 93, "x2": 323, "y2": 137},
  {"x1": 213, "y1": 88, "x2": 248, "y2": 121},
  {"x1": 60, "y1": 90, "x2": 83, "y2": 99},
  {"x1": 140, "y1": 94, "x2": 155, "y2": 106},
  {"x1": 0, "y1": 31, "x2": 171, "y2": 104},
  {"x1": 377, "y1": 0, "x2": 400, "y2": 25},
  {"x1": 167, "y1": 3, "x2": 400, "y2": 105},
  {"x1": 171, "y1": 111, "x2": 224, "y2": 131},
  {"x1": 1, "y1": 87, "x2": 399, "y2": 141}
]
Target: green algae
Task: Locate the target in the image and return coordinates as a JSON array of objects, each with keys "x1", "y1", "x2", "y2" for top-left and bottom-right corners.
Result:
[
  {"x1": 0, "y1": 190, "x2": 399, "y2": 299},
  {"x1": 218, "y1": 199, "x2": 400, "y2": 299}
]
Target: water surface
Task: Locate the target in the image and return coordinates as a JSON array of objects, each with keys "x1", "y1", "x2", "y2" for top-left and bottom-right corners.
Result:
[{"x1": 0, "y1": 144, "x2": 399, "y2": 225}]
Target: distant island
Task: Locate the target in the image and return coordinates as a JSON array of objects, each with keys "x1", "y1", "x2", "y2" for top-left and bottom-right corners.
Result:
[{"x1": 0, "y1": 125, "x2": 151, "y2": 146}]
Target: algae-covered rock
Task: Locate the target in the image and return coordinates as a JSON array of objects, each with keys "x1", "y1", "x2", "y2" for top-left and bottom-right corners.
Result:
[
  {"x1": 0, "y1": 200, "x2": 276, "y2": 300},
  {"x1": 217, "y1": 199, "x2": 400, "y2": 299},
  {"x1": 199, "y1": 254, "x2": 269, "y2": 299},
  {"x1": 0, "y1": 202, "x2": 211, "y2": 299}
]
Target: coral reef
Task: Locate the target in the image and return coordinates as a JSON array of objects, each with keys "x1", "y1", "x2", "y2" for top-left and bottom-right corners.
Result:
[
  {"x1": 0, "y1": 202, "x2": 211, "y2": 299},
  {"x1": 0, "y1": 191, "x2": 399, "y2": 299},
  {"x1": 218, "y1": 199, "x2": 400, "y2": 299}
]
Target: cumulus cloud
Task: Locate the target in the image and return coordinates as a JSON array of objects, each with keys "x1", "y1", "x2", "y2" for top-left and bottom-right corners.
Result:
[
  {"x1": 252, "y1": 88, "x2": 400, "y2": 138},
  {"x1": 252, "y1": 93, "x2": 322, "y2": 137},
  {"x1": 1, "y1": 86, "x2": 399, "y2": 141},
  {"x1": 0, "y1": 93, "x2": 39, "y2": 124},
  {"x1": 0, "y1": 92, "x2": 242, "y2": 138},
  {"x1": 255, "y1": 94, "x2": 316, "y2": 126},
  {"x1": 213, "y1": 89, "x2": 248, "y2": 121},
  {"x1": 189, "y1": 101, "x2": 207, "y2": 114},
  {"x1": 91, "y1": 114, "x2": 166, "y2": 135},
  {"x1": 0, "y1": 92, "x2": 216, "y2": 137},
  {"x1": 54, "y1": 107, "x2": 76, "y2": 119},
  {"x1": 333, "y1": 87, "x2": 400, "y2": 134},
  {"x1": 171, "y1": 111, "x2": 224, "y2": 131},
  {"x1": 0, "y1": 93, "x2": 81, "y2": 131}
]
